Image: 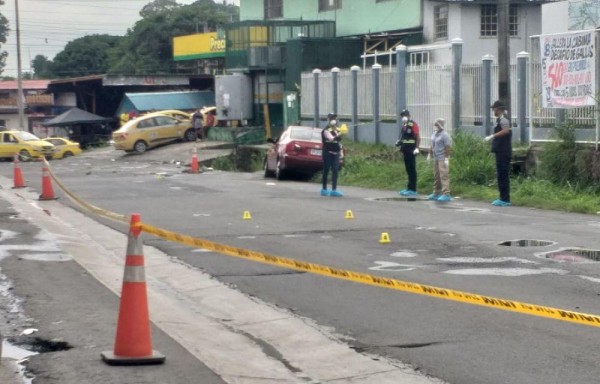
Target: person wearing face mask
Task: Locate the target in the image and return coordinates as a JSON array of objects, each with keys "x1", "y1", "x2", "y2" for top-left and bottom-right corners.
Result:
[
  {"x1": 396, "y1": 109, "x2": 421, "y2": 196},
  {"x1": 485, "y1": 100, "x2": 512, "y2": 207},
  {"x1": 428, "y1": 118, "x2": 452, "y2": 202},
  {"x1": 321, "y1": 112, "x2": 343, "y2": 197}
]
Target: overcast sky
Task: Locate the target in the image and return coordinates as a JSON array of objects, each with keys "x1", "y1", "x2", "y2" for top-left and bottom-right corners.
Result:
[{"x1": 1, "y1": 0, "x2": 239, "y2": 78}]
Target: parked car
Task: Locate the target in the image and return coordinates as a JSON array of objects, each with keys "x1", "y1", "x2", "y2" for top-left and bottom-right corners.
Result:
[
  {"x1": 148, "y1": 109, "x2": 192, "y2": 121},
  {"x1": 264, "y1": 125, "x2": 344, "y2": 180},
  {"x1": 0, "y1": 130, "x2": 55, "y2": 161},
  {"x1": 42, "y1": 137, "x2": 82, "y2": 159},
  {"x1": 111, "y1": 112, "x2": 196, "y2": 153}
]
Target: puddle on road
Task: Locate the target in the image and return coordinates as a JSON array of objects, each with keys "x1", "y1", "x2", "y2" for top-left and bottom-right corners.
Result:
[
  {"x1": 499, "y1": 239, "x2": 556, "y2": 247},
  {"x1": 537, "y1": 248, "x2": 600, "y2": 263},
  {"x1": 2, "y1": 339, "x2": 37, "y2": 384}
]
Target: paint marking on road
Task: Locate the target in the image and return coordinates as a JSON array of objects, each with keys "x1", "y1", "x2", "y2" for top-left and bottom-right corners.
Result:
[
  {"x1": 437, "y1": 257, "x2": 539, "y2": 264},
  {"x1": 578, "y1": 275, "x2": 600, "y2": 283},
  {"x1": 390, "y1": 251, "x2": 418, "y2": 258},
  {"x1": 368, "y1": 262, "x2": 416, "y2": 272},
  {"x1": 443, "y1": 268, "x2": 569, "y2": 277}
]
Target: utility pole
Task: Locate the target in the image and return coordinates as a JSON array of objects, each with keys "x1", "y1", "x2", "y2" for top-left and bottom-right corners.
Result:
[
  {"x1": 497, "y1": 0, "x2": 511, "y2": 118},
  {"x1": 15, "y1": 0, "x2": 25, "y2": 130}
]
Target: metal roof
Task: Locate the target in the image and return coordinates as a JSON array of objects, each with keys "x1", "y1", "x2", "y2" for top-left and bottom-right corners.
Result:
[
  {"x1": 0, "y1": 80, "x2": 50, "y2": 91},
  {"x1": 116, "y1": 90, "x2": 215, "y2": 116}
]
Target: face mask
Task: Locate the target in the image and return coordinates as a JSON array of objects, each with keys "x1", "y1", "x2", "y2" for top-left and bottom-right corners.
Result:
[
  {"x1": 402, "y1": 116, "x2": 408, "y2": 123},
  {"x1": 330, "y1": 120, "x2": 337, "y2": 125}
]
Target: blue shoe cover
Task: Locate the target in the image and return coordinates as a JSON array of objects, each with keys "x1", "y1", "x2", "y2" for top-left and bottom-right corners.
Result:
[
  {"x1": 320, "y1": 189, "x2": 330, "y2": 196},
  {"x1": 437, "y1": 194, "x2": 452, "y2": 202},
  {"x1": 329, "y1": 190, "x2": 343, "y2": 197}
]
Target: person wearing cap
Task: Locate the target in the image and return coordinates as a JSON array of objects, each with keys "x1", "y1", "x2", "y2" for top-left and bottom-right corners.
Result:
[
  {"x1": 428, "y1": 118, "x2": 452, "y2": 202},
  {"x1": 485, "y1": 100, "x2": 512, "y2": 207},
  {"x1": 321, "y1": 112, "x2": 343, "y2": 197},
  {"x1": 396, "y1": 109, "x2": 421, "y2": 196}
]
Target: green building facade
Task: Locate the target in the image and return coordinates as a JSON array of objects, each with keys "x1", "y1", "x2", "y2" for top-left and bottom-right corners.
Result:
[{"x1": 240, "y1": 0, "x2": 422, "y2": 37}]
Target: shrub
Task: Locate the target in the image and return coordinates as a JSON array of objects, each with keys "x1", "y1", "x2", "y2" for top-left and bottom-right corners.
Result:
[{"x1": 449, "y1": 131, "x2": 495, "y2": 185}]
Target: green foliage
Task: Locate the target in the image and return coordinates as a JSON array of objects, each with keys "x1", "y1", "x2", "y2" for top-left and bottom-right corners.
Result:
[
  {"x1": 538, "y1": 124, "x2": 600, "y2": 192},
  {"x1": 449, "y1": 131, "x2": 495, "y2": 185},
  {"x1": 108, "y1": 0, "x2": 239, "y2": 75},
  {"x1": 51, "y1": 35, "x2": 121, "y2": 78},
  {"x1": 0, "y1": 0, "x2": 8, "y2": 75},
  {"x1": 211, "y1": 147, "x2": 265, "y2": 173},
  {"x1": 31, "y1": 55, "x2": 54, "y2": 79}
]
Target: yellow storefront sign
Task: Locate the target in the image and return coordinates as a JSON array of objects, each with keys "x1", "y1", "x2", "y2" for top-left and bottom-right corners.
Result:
[{"x1": 173, "y1": 32, "x2": 226, "y2": 61}]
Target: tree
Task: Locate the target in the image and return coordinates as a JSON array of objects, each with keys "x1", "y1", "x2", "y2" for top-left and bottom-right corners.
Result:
[
  {"x1": 51, "y1": 35, "x2": 121, "y2": 78},
  {"x1": 31, "y1": 55, "x2": 54, "y2": 79},
  {"x1": 140, "y1": 0, "x2": 180, "y2": 18},
  {"x1": 0, "y1": 0, "x2": 10, "y2": 75},
  {"x1": 108, "y1": 0, "x2": 239, "y2": 75}
]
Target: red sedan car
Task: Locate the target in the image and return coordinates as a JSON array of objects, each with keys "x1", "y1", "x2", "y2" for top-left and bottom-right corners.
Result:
[{"x1": 264, "y1": 125, "x2": 344, "y2": 180}]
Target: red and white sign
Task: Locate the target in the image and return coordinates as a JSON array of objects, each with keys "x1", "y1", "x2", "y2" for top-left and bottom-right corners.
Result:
[{"x1": 540, "y1": 30, "x2": 596, "y2": 108}]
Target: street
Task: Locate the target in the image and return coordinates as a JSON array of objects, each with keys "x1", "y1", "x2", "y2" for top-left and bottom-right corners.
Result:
[{"x1": 1, "y1": 142, "x2": 600, "y2": 384}]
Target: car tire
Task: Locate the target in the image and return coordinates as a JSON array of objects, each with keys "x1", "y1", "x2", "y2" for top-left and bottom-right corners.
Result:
[
  {"x1": 184, "y1": 129, "x2": 196, "y2": 142},
  {"x1": 275, "y1": 159, "x2": 285, "y2": 180},
  {"x1": 134, "y1": 140, "x2": 148, "y2": 153},
  {"x1": 63, "y1": 151, "x2": 73, "y2": 158},
  {"x1": 18, "y1": 149, "x2": 31, "y2": 162},
  {"x1": 263, "y1": 158, "x2": 275, "y2": 178}
]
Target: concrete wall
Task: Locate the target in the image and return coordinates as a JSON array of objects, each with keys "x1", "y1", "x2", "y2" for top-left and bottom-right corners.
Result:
[
  {"x1": 421, "y1": 1, "x2": 542, "y2": 64},
  {"x1": 240, "y1": 0, "x2": 422, "y2": 37},
  {"x1": 541, "y1": 1, "x2": 570, "y2": 34}
]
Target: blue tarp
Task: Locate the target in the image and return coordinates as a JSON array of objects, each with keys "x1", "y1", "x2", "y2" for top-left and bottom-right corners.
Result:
[{"x1": 115, "y1": 90, "x2": 215, "y2": 117}]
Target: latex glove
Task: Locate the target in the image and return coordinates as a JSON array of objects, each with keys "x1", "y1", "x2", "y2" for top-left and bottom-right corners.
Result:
[
  {"x1": 413, "y1": 148, "x2": 420, "y2": 155},
  {"x1": 395, "y1": 139, "x2": 401, "y2": 147},
  {"x1": 484, "y1": 135, "x2": 494, "y2": 142},
  {"x1": 444, "y1": 157, "x2": 449, "y2": 166},
  {"x1": 426, "y1": 153, "x2": 431, "y2": 162}
]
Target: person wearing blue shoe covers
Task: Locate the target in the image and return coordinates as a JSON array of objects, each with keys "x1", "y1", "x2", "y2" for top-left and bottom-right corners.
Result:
[
  {"x1": 321, "y1": 113, "x2": 343, "y2": 197},
  {"x1": 396, "y1": 109, "x2": 421, "y2": 196},
  {"x1": 486, "y1": 100, "x2": 512, "y2": 207},
  {"x1": 428, "y1": 118, "x2": 452, "y2": 202}
]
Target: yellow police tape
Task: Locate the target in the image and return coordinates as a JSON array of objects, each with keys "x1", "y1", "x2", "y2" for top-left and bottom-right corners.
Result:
[
  {"x1": 42, "y1": 158, "x2": 600, "y2": 329},
  {"x1": 138, "y1": 221, "x2": 600, "y2": 329}
]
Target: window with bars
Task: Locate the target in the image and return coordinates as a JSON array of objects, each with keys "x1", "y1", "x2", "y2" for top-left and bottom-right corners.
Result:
[
  {"x1": 319, "y1": 0, "x2": 342, "y2": 12},
  {"x1": 434, "y1": 5, "x2": 448, "y2": 40},
  {"x1": 480, "y1": 4, "x2": 519, "y2": 37},
  {"x1": 264, "y1": 0, "x2": 282, "y2": 19}
]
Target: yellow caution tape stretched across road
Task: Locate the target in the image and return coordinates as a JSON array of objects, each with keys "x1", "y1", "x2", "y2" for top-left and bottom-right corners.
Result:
[
  {"x1": 40, "y1": 158, "x2": 600, "y2": 329},
  {"x1": 139, "y1": 222, "x2": 600, "y2": 329}
]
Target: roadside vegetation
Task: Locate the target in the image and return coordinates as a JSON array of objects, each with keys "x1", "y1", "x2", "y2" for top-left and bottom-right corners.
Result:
[{"x1": 211, "y1": 125, "x2": 600, "y2": 215}]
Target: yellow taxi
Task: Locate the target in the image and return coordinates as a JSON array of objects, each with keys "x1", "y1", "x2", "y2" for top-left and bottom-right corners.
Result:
[
  {"x1": 149, "y1": 110, "x2": 191, "y2": 120},
  {"x1": 112, "y1": 112, "x2": 196, "y2": 153},
  {"x1": 42, "y1": 137, "x2": 82, "y2": 159},
  {"x1": 0, "y1": 130, "x2": 55, "y2": 161}
]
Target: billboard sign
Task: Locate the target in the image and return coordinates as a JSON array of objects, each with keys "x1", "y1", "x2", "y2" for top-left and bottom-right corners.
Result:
[{"x1": 540, "y1": 30, "x2": 596, "y2": 108}]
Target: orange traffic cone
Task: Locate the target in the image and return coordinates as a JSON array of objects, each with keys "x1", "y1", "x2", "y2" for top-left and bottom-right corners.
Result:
[
  {"x1": 190, "y1": 145, "x2": 199, "y2": 174},
  {"x1": 39, "y1": 163, "x2": 57, "y2": 200},
  {"x1": 12, "y1": 155, "x2": 26, "y2": 189},
  {"x1": 101, "y1": 213, "x2": 165, "y2": 365}
]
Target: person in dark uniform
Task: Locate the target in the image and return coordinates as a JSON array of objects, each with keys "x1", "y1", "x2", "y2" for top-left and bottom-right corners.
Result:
[
  {"x1": 485, "y1": 100, "x2": 512, "y2": 207},
  {"x1": 321, "y1": 112, "x2": 343, "y2": 197},
  {"x1": 396, "y1": 109, "x2": 421, "y2": 196}
]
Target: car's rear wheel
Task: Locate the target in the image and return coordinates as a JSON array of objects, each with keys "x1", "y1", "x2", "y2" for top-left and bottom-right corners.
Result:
[
  {"x1": 275, "y1": 159, "x2": 285, "y2": 180},
  {"x1": 184, "y1": 129, "x2": 196, "y2": 142},
  {"x1": 63, "y1": 151, "x2": 73, "y2": 158},
  {"x1": 263, "y1": 157, "x2": 275, "y2": 178},
  {"x1": 133, "y1": 140, "x2": 148, "y2": 153},
  {"x1": 18, "y1": 149, "x2": 31, "y2": 162}
]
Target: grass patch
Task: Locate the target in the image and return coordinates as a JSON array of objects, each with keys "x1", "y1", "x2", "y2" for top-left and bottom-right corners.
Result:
[{"x1": 328, "y1": 135, "x2": 600, "y2": 214}]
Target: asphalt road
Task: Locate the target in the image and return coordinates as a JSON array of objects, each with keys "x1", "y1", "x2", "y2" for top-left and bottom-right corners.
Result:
[{"x1": 2, "y1": 142, "x2": 600, "y2": 384}]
